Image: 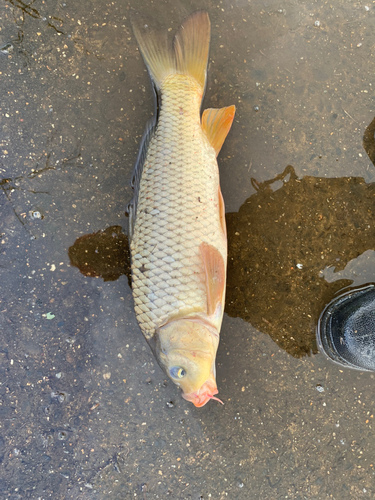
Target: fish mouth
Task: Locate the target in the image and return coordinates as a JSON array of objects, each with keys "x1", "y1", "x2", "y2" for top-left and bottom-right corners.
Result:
[{"x1": 182, "y1": 378, "x2": 224, "y2": 407}]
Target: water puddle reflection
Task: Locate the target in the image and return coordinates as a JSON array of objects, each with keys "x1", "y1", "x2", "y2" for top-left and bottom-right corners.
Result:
[
  {"x1": 226, "y1": 166, "x2": 375, "y2": 357},
  {"x1": 68, "y1": 225, "x2": 130, "y2": 283}
]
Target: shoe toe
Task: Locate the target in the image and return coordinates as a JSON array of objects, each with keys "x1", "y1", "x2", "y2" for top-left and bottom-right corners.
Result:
[{"x1": 317, "y1": 285, "x2": 375, "y2": 371}]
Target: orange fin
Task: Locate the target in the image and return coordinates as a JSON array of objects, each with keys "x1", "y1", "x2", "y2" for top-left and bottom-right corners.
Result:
[
  {"x1": 202, "y1": 105, "x2": 236, "y2": 156},
  {"x1": 200, "y1": 242, "x2": 226, "y2": 316},
  {"x1": 218, "y1": 186, "x2": 226, "y2": 237}
]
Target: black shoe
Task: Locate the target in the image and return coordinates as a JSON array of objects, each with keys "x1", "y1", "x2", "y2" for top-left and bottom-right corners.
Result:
[{"x1": 316, "y1": 284, "x2": 375, "y2": 371}]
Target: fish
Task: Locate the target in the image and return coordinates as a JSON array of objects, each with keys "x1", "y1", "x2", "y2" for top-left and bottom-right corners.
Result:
[{"x1": 128, "y1": 10, "x2": 235, "y2": 407}]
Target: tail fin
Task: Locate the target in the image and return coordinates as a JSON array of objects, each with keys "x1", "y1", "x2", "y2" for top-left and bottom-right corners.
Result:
[
  {"x1": 132, "y1": 10, "x2": 210, "y2": 92},
  {"x1": 174, "y1": 11, "x2": 210, "y2": 91}
]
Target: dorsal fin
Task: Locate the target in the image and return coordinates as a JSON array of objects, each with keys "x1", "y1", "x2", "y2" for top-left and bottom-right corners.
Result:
[
  {"x1": 202, "y1": 105, "x2": 236, "y2": 156},
  {"x1": 127, "y1": 117, "x2": 156, "y2": 241}
]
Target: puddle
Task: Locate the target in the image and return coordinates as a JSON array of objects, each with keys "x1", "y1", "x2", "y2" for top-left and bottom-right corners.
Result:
[
  {"x1": 68, "y1": 225, "x2": 130, "y2": 283},
  {"x1": 226, "y1": 166, "x2": 375, "y2": 357},
  {"x1": 2, "y1": 0, "x2": 375, "y2": 498}
]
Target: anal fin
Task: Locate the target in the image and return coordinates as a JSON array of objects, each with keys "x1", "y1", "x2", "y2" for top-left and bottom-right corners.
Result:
[
  {"x1": 202, "y1": 105, "x2": 236, "y2": 156},
  {"x1": 200, "y1": 242, "x2": 226, "y2": 317}
]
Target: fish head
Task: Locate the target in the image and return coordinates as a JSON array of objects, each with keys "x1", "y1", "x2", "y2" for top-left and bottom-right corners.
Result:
[{"x1": 155, "y1": 318, "x2": 222, "y2": 407}]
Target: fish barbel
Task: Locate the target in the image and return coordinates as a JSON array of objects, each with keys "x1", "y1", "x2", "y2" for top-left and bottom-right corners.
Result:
[{"x1": 128, "y1": 11, "x2": 235, "y2": 407}]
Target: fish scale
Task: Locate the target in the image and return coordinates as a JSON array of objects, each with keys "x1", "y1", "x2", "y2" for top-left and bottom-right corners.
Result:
[{"x1": 131, "y1": 74, "x2": 225, "y2": 339}]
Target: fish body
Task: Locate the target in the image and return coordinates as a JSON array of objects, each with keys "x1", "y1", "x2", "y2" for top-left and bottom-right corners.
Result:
[{"x1": 128, "y1": 11, "x2": 235, "y2": 406}]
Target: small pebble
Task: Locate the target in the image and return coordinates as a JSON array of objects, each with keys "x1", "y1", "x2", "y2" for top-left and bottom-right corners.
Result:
[
  {"x1": 51, "y1": 390, "x2": 68, "y2": 403},
  {"x1": 58, "y1": 431, "x2": 67, "y2": 441},
  {"x1": 166, "y1": 401, "x2": 174, "y2": 408},
  {"x1": 314, "y1": 20, "x2": 320, "y2": 27},
  {"x1": 316, "y1": 384, "x2": 324, "y2": 392},
  {"x1": 0, "y1": 43, "x2": 13, "y2": 55}
]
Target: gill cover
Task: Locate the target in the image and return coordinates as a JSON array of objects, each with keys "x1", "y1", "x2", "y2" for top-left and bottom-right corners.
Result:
[{"x1": 155, "y1": 318, "x2": 220, "y2": 404}]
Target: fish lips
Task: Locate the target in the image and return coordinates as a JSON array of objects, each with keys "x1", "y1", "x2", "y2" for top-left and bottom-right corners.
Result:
[{"x1": 182, "y1": 377, "x2": 223, "y2": 407}]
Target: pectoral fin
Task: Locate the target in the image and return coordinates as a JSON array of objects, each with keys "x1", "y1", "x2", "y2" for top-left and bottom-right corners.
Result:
[
  {"x1": 202, "y1": 105, "x2": 236, "y2": 156},
  {"x1": 200, "y1": 242, "x2": 226, "y2": 316}
]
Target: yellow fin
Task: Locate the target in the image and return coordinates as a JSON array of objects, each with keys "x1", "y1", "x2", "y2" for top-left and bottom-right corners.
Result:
[
  {"x1": 218, "y1": 186, "x2": 227, "y2": 237},
  {"x1": 132, "y1": 17, "x2": 175, "y2": 89},
  {"x1": 174, "y1": 10, "x2": 210, "y2": 92},
  {"x1": 200, "y1": 242, "x2": 226, "y2": 317},
  {"x1": 202, "y1": 105, "x2": 236, "y2": 156},
  {"x1": 132, "y1": 10, "x2": 210, "y2": 92}
]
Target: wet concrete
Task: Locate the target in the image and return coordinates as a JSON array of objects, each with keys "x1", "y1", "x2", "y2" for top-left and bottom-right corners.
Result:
[{"x1": 1, "y1": 0, "x2": 375, "y2": 499}]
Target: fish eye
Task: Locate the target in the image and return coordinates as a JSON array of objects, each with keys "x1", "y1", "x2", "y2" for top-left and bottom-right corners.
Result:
[{"x1": 169, "y1": 366, "x2": 186, "y2": 379}]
